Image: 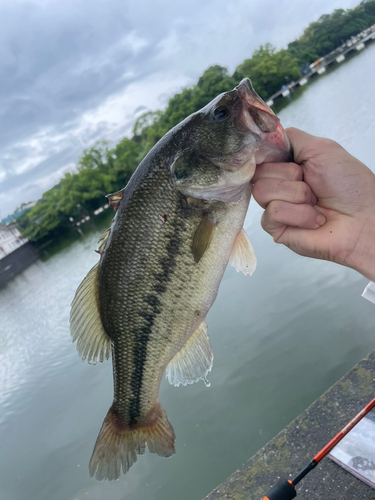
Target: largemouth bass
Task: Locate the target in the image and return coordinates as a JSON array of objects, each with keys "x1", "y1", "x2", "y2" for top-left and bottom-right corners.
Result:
[{"x1": 70, "y1": 78, "x2": 291, "y2": 481}]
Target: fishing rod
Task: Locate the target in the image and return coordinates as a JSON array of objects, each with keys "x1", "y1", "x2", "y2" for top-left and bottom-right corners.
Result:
[{"x1": 263, "y1": 395, "x2": 375, "y2": 500}]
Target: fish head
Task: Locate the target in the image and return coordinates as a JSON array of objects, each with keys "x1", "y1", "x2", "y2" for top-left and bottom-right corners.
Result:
[{"x1": 171, "y1": 78, "x2": 292, "y2": 202}]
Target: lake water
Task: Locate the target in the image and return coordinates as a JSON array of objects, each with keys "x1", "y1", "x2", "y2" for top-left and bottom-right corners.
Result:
[{"x1": 1, "y1": 42, "x2": 375, "y2": 500}]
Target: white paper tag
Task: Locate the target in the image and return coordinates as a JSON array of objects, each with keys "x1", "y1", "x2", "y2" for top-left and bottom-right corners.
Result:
[{"x1": 362, "y1": 282, "x2": 375, "y2": 304}]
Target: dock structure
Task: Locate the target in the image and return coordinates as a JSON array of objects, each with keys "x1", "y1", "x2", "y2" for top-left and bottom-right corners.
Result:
[
  {"x1": 204, "y1": 351, "x2": 375, "y2": 500},
  {"x1": 266, "y1": 24, "x2": 375, "y2": 108},
  {"x1": 0, "y1": 225, "x2": 29, "y2": 260},
  {"x1": 0, "y1": 240, "x2": 38, "y2": 288}
]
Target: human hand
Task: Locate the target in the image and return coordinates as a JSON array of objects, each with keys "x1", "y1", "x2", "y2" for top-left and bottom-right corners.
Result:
[{"x1": 252, "y1": 127, "x2": 375, "y2": 281}]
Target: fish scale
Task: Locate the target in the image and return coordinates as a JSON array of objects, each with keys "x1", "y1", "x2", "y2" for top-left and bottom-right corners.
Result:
[
  {"x1": 100, "y1": 168, "x2": 198, "y2": 423},
  {"x1": 70, "y1": 78, "x2": 292, "y2": 480}
]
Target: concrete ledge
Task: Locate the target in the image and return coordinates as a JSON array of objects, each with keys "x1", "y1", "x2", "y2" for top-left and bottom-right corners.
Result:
[{"x1": 204, "y1": 351, "x2": 375, "y2": 500}]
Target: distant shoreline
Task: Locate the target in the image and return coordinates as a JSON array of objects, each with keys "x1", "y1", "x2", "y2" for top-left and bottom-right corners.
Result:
[
  {"x1": 270, "y1": 24, "x2": 375, "y2": 111},
  {"x1": 12, "y1": 2, "x2": 375, "y2": 245}
]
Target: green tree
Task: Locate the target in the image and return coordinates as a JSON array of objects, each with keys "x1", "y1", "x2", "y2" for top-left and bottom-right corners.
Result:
[
  {"x1": 111, "y1": 137, "x2": 143, "y2": 186},
  {"x1": 287, "y1": 2, "x2": 375, "y2": 66},
  {"x1": 234, "y1": 44, "x2": 301, "y2": 99},
  {"x1": 17, "y1": 0, "x2": 375, "y2": 243}
]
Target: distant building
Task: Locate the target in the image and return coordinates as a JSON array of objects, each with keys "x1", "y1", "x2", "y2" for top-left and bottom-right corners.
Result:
[{"x1": 0, "y1": 225, "x2": 28, "y2": 260}]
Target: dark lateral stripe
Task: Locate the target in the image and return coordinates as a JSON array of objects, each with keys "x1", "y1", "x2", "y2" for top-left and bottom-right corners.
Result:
[{"x1": 128, "y1": 219, "x2": 185, "y2": 424}]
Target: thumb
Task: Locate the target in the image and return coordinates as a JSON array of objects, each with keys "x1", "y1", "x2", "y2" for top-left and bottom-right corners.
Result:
[{"x1": 285, "y1": 127, "x2": 322, "y2": 165}]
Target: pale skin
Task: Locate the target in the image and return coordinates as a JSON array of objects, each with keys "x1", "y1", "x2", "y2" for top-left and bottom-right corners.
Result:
[{"x1": 251, "y1": 127, "x2": 375, "y2": 282}]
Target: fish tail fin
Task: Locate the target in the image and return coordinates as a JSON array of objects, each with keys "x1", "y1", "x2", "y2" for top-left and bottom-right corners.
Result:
[{"x1": 89, "y1": 403, "x2": 175, "y2": 480}]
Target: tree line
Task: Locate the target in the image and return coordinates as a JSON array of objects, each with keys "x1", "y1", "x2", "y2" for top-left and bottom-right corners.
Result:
[{"x1": 16, "y1": 0, "x2": 375, "y2": 243}]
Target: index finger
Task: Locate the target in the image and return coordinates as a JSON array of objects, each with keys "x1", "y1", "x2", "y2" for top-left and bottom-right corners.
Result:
[{"x1": 252, "y1": 161, "x2": 303, "y2": 183}]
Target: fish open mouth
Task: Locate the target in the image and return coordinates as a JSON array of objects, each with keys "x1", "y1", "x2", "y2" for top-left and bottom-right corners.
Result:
[{"x1": 236, "y1": 78, "x2": 293, "y2": 163}]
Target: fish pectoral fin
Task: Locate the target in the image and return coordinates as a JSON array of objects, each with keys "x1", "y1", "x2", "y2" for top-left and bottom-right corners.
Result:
[
  {"x1": 70, "y1": 262, "x2": 111, "y2": 364},
  {"x1": 229, "y1": 228, "x2": 257, "y2": 276},
  {"x1": 192, "y1": 215, "x2": 216, "y2": 263},
  {"x1": 166, "y1": 321, "x2": 213, "y2": 387}
]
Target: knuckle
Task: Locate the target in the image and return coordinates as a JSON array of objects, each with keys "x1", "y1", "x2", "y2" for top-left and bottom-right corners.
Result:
[
  {"x1": 315, "y1": 137, "x2": 341, "y2": 152},
  {"x1": 254, "y1": 178, "x2": 278, "y2": 207}
]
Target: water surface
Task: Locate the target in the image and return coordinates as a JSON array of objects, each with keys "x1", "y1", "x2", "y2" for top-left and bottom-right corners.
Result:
[{"x1": 1, "y1": 43, "x2": 375, "y2": 500}]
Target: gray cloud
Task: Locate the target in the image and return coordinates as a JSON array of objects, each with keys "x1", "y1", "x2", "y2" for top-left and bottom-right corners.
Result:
[
  {"x1": 0, "y1": 0, "x2": 360, "y2": 218},
  {"x1": 0, "y1": 1, "x2": 153, "y2": 148}
]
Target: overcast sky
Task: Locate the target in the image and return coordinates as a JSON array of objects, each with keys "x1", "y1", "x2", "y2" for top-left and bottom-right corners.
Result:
[{"x1": 0, "y1": 0, "x2": 360, "y2": 218}]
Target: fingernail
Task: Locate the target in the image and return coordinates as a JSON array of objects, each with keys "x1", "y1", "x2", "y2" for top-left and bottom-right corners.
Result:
[{"x1": 316, "y1": 214, "x2": 326, "y2": 226}]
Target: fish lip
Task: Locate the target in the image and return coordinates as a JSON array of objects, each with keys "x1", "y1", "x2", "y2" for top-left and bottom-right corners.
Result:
[
  {"x1": 235, "y1": 79, "x2": 278, "y2": 136},
  {"x1": 236, "y1": 78, "x2": 293, "y2": 161},
  {"x1": 236, "y1": 78, "x2": 253, "y2": 94},
  {"x1": 236, "y1": 78, "x2": 266, "y2": 109}
]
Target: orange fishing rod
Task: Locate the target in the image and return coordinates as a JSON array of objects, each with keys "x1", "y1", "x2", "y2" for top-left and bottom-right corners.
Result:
[{"x1": 263, "y1": 395, "x2": 375, "y2": 500}]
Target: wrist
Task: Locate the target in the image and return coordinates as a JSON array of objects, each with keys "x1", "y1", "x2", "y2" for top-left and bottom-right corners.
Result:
[{"x1": 346, "y1": 214, "x2": 375, "y2": 281}]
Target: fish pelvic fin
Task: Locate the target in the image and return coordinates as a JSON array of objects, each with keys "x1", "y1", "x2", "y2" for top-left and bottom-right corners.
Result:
[
  {"x1": 89, "y1": 403, "x2": 176, "y2": 480},
  {"x1": 166, "y1": 321, "x2": 213, "y2": 387},
  {"x1": 229, "y1": 228, "x2": 257, "y2": 276},
  {"x1": 70, "y1": 262, "x2": 111, "y2": 364}
]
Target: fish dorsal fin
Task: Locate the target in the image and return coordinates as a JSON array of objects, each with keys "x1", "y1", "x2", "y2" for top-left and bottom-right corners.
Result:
[
  {"x1": 192, "y1": 215, "x2": 216, "y2": 263},
  {"x1": 106, "y1": 190, "x2": 124, "y2": 210},
  {"x1": 229, "y1": 228, "x2": 257, "y2": 276},
  {"x1": 70, "y1": 262, "x2": 111, "y2": 364},
  {"x1": 95, "y1": 228, "x2": 111, "y2": 255},
  {"x1": 166, "y1": 321, "x2": 213, "y2": 387}
]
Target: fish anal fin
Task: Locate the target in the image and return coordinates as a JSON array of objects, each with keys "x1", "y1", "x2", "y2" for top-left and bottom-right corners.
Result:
[
  {"x1": 106, "y1": 190, "x2": 124, "y2": 210},
  {"x1": 229, "y1": 228, "x2": 257, "y2": 276},
  {"x1": 89, "y1": 403, "x2": 175, "y2": 480},
  {"x1": 166, "y1": 321, "x2": 213, "y2": 387},
  {"x1": 70, "y1": 262, "x2": 111, "y2": 364},
  {"x1": 192, "y1": 216, "x2": 216, "y2": 263}
]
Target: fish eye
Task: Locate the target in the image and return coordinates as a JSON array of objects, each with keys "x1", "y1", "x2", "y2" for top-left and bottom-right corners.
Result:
[{"x1": 211, "y1": 106, "x2": 229, "y2": 122}]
